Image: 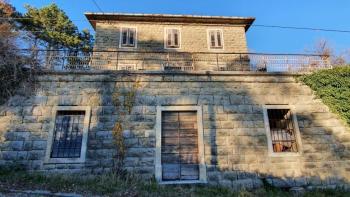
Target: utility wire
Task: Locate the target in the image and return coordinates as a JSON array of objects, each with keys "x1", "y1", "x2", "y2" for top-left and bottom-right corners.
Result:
[
  {"x1": 92, "y1": 0, "x2": 104, "y2": 13},
  {"x1": 252, "y1": 24, "x2": 350, "y2": 33},
  {"x1": 1, "y1": 17, "x2": 350, "y2": 34}
]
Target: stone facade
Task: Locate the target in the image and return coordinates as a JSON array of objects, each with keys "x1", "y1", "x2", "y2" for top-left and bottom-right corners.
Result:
[
  {"x1": 0, "y1": 71, "x2": 350, "y2": 190},
  {"x1": 94, "y1": 22, "x2": 248, "y2": 53},
  {"x1": 87, "y1": 13, "x2": 253, "y2": 71}
]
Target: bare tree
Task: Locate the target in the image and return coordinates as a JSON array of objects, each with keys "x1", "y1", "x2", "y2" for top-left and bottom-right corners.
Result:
[
  {"x1": 308, "y1": 39, "x2": 348, "y2": 66},
  {"x1": 313, "y1": 39, "x2": 332, "y2": 57},
  {"x1": 0, "y1": 0, "x2": 36, "y2": 104}
]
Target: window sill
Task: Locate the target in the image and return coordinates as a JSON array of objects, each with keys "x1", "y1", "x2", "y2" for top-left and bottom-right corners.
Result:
[
  {"x1": 120, "y1": 46, "x2": 137, "y2": 49},
  {"x1": 165, "y1": 47, "x2": 181, "y2": 50},
  {"x1": 44, "y1": 157, "x2": 85, "y2": 164},
  {"x1": 209, "y1": 48, "x2": 224, "y2": 51},
  {"x1": 159, "y1": 180, "x2": 207, "y2": 185},
  {"x1": 268, "y1": 152, "x2": 302, "y2": 157}
]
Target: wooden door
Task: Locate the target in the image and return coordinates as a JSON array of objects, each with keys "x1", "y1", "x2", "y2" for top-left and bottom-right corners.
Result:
[{"x1": 161, "y1": 111, "x2": 199, "y2": 181}]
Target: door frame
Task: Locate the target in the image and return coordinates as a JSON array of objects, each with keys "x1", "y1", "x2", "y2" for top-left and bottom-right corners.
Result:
[{"x1": 155, "y1": 105, "x2": 207, "y2": 184}]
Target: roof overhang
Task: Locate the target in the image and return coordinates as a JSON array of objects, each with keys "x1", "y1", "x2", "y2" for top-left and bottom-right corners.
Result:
[{"x1": 85, "y1": 13, "x2": 255, "y2": 31}]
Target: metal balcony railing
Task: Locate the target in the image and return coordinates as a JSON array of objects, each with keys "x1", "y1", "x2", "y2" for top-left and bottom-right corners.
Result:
[{"x1": 29, "y1": 51, "x2": 332, "y2": 73}]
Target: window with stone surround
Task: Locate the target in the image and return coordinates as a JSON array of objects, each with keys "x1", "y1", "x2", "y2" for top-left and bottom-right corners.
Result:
[
  {"x1": 44, "y1": 106, "x2": 91, "y2": 164},
  {"x1": 120, "y1": 27, "x2": 137, "y2": 48},
  {"x1": 208, "y1": 29, "x2": 224, "y2": 49},
  {"x1": 155, "y1": 106, "x2": 206, "y2": 184},
  {"x1": 165, "y1": 28, "x2": 181, "y2": 49},
  {"x1": 263, "y1": 105, "x2": 302, "y2": 156}
]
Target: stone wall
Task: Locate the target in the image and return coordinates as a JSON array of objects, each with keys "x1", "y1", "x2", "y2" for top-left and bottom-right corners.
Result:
[{"x1": 0, "y1": 71, "x2": 350, "y2": 190}]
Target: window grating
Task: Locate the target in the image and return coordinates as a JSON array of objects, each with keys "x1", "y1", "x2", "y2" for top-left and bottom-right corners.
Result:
[
  {"x1": 267, "y1": 109, "x2": 298, "y2": 153},
  {"x1": 51, "y1": 111, "x2": 85, "y2": 158}
]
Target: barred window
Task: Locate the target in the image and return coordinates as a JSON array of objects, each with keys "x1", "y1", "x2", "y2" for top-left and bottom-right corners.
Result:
[
  {"x1": 121, "y1": 27, "x2": 136, "y2": 47},
  {"x1": 51, "y1": 111, "x2": 85, "y2": 158},
  {"x1": 267, "y1": 109, "x2": 298, "y2": 153},
  {"x1": 208, "y1": 30, "x2": 223, "y2": 49}
]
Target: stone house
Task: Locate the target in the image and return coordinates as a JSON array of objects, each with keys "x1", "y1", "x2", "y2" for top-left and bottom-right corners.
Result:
[{"x1": 0, "y1": 13, "x2": 349, "y2": 190}]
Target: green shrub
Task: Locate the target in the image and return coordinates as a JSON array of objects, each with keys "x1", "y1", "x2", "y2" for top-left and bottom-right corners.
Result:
[{"x1": 299, "y1": 66, "x2": 350, "y2": 125}]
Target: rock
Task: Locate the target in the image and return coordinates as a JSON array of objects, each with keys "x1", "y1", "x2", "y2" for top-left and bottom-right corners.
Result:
[{"x1": 289, "y1": 187, "x2": 305, "y2": 197}]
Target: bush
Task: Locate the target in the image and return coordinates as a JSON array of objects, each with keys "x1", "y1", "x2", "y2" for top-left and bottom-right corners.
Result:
[{"x1": 299, "y1": 66, "x2": 350, "y2": 125}]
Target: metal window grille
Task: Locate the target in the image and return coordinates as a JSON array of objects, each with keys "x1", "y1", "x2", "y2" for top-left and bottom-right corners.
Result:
[
  {"x1": 267, "y1": 109, "x2": 298, "y2": 153},
  {"x1": 51, "y1": 111, "x2": 85, "y2": 158}
]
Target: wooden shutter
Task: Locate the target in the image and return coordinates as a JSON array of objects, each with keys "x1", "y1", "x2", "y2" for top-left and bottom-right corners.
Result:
[
  {"x1": 128, "y1": 28, "x2": 135, "y2": 46},
  {"x1": 121, "y1": 28, "x2": 128, "y2": 45},
  {"x1": 167, "y1": 29, "x2": 172, "y2": 47},
  {"x1": 161, "y1": 111, "x2": 199, "y2": 181},
  {"x1": 216, "y1": 31, "x2": 222, "y2": 47},
  {"x1": 173, "y1": 29, "x2": 179, "y2": 46},
  {"x1": 210, "y1": 31, "x2": 216, "y2": 48}
]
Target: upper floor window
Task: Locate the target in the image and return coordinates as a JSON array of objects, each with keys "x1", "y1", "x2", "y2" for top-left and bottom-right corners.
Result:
[
  {"x1": 208, "y1": 29, "x2": 224, "y2": 49},
  {"x1": 165, "y1": 28, "x2": 181, "y2": 49},
  {"x1": 120, "y1": 27, "x2": 137, "y2": 48}
]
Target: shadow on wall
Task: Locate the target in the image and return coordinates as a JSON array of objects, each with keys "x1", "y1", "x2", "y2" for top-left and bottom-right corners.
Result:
[
  {"x1": 0, "y1": 39, "x2": 349, "y2": 190},
  {"x1": 92, "y1": 39, "x2": 251, "y2": 72},
  {"x1": 193, "y1": 75, "x2": 350, "y2": 189}
]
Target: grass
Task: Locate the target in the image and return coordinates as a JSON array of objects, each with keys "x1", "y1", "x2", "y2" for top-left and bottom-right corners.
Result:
[
  {"x1": 299, "y1": 66, "x2": 350, "y2": 126},
  {"x1": 0, "y1": 168, "x2": 349, "y2": 197}
]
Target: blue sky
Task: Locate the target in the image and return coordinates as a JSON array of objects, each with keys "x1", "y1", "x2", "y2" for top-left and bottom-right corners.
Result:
[{"x1": 11, "y1": 0, "x2": 350, "y2": 54}]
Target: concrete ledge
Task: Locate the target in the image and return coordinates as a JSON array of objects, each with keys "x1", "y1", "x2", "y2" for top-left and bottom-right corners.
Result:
[
  {"x1": 3, "y1": 189, "x2": 82, "y2": 197},
  {"x1": 40, "y1": 70, "x2": 305, "y2": 76}
]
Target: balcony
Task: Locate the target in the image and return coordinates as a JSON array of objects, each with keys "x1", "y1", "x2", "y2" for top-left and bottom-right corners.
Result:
[{"x1": 35, "y1": 51, "x2": 331, "y2": 73}]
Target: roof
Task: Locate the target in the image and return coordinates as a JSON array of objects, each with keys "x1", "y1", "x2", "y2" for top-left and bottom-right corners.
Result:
[{"x1": 84, "y1": 13, "x2": 255, "y2": 31}]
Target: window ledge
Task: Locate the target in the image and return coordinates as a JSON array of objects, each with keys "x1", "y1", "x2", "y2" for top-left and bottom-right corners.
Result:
[
  {"x1": 209, "y1": 47, "x2": 224, "y2": 50},
  {"x1": 164, "y1": 47, "x2": 181, "y2": 50},
  {"x1": 120, "y1": 46, "x2": 136, "y2": 48},
  {"x1": 268, "y1": 152, "x2": 302, "y2": 157},
  {"x1": 159, "y1": 180, "x2": 207, "y2": 185},
  {"x1": 44, "y1": 158, "x2": 85, "y2": 164}
]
